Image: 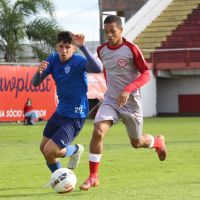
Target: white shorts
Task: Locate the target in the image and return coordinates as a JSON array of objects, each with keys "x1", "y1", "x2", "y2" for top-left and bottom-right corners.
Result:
[{"x1": 94, "y1": 102, "x2": 143, "y2": 139}]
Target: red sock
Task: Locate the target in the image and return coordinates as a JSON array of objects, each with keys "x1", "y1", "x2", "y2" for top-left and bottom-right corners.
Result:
[
  {"x1": 89, "y1": 161, "x2": 99, "y2": 178},
  {"x1": 153, "y1": 137, "x2": 160, "y2": 149}
]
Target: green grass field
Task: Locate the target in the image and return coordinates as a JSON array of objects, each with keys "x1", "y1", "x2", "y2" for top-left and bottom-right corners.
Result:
[{"x1": 0, "y1": 117, "x2": 200, "y2": 200}]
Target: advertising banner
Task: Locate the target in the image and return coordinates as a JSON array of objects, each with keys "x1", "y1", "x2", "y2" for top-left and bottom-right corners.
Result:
[{"x1": 0, "y1": 66, "x2": 106, "y2": 122}]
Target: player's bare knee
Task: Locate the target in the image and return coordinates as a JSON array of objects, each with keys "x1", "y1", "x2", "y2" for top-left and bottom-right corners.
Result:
[{"x1": 43, "y1": 147, "x2": 55, "y2": 160}]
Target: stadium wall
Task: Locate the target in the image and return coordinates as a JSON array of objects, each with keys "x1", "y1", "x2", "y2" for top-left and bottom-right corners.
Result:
[
  {"x1": 157, "y1": 76, "x2": 200, "y2": 115},
  {"x1": 141, "y1": 70, "x2": 157, "y2": 117}
]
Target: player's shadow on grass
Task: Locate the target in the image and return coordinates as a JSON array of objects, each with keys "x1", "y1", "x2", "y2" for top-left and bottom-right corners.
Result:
[
  {"x1": 0, "y1": 193, "x2": 51, "y2": 199},
  {"x1": 0, "y1": 187, "x2": 83, "y2": 199},
  {"x1": 0, "y1": 187, "x2": 39, "y2": 192}
]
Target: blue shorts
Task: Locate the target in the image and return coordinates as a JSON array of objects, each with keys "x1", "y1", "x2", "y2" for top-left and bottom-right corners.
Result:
[{"x1": 43, "y1": 112, "x2": 85, "y2": 149}]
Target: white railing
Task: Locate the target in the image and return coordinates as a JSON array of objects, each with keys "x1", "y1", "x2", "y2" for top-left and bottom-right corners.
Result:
[
  {"x1": 143, "y1": 47, "x2": 200, "y2": 52},
  {"x1": 143, "y1": 47, "x2": 200, "y2": 67}
]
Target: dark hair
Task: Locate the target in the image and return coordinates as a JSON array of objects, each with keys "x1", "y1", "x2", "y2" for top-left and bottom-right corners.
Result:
[
  {"x1": 57, "y1": 31, "x2": 74, "y2": 44},
  {"x1": 104, "y1": 15, "x2": 122, "y2": 27}
]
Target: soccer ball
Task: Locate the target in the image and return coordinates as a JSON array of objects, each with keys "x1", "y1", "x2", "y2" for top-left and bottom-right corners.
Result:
[{"x1": 50, "y1": 168, "x2": 77, "y2": 193}]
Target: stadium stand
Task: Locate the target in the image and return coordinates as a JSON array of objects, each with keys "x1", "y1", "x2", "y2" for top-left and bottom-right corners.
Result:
[{"x1": 133, "y1": 0, "x2": 200, "y2": 63}]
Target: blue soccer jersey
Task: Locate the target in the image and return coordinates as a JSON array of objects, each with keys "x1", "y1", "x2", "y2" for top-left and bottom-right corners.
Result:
[{"x1": 41, "y1": 52, "x2": 88, "y2": 118}]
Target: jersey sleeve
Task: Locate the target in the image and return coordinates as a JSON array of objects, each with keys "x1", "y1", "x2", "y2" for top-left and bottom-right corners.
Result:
[
  {"x1": 40, "y1": 53, "x2": 55, "y2": 79},
  {"x1": 124, "y1": 43, "x2": 150, "y2": 93},
  {"x1": 79, "y1": 46, "x2": 102, "y2": 73},
  {"x1": 79, "y1": 57, "x2": 87, "y2": 72},
  {"x1": 32, "y1": 53, "x2": 55, "y2": 87}
]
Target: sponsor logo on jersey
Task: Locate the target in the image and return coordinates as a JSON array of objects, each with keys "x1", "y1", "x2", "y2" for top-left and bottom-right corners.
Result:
[
  {"x1": 64, "y1": 65, "x2": 71, "y2": 74},
  {"x1": 118, "y1": 59, "x2": 127, "y2": 67}
]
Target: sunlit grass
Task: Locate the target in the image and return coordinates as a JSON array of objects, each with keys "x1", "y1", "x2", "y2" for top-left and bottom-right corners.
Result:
[{"x1": 0, "y1": 117, "x2": 200, "y2": 200}]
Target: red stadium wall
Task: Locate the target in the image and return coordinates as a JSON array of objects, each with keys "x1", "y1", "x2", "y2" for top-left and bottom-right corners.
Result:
[
  {"x1": 0, "y1": 66, "x2": 106, "y2": 122},
  {"x1": 179, "y1": 94, "x2": 200, "y2": 114}
]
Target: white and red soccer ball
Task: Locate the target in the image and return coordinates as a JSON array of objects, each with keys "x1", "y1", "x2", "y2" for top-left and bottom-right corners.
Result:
[{"x1": 50, "y1": 168, "x2": 77, "y2": 193}]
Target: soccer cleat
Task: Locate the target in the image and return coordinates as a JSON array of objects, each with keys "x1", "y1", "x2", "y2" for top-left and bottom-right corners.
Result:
[
  {"x1": 154, "y1": 135, "x2": 167, "y2": 161},
  {"x1": 67, "y1": 144, "x2": 84, "y2": 170},
  {"x1": 79, "y1": 176, "x2": 99, "y2": 191}
]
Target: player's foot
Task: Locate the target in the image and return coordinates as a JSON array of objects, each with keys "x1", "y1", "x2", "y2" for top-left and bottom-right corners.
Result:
[
  {"x1": 155, "y1": 135, "x2": 167, "y2": 161},
  {"x1": 67, "y1": 144, "x2": 84, "y2": 170},
  {"x1": 79, "y1": 176, "x2": 99, "y2": 190}
]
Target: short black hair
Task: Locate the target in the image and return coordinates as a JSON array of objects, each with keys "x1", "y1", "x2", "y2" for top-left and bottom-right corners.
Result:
[
  {"x1": 57, "y1": 31, "x2": 74, "y2": 44},
  {"x1": 104, "y1": 15, "x2": 122, "y2": 27}
]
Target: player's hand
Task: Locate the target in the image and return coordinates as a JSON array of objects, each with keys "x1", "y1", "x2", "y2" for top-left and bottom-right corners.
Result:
[
  {"x1": 72, "y1": 34, "x2": 85, "y2": 47},
  {"x1": 117, "y1": 90, "x2": 130, "y2": 107},
  {"x1": 37, "y1": 61, "x2": 48, "y2": 74}
]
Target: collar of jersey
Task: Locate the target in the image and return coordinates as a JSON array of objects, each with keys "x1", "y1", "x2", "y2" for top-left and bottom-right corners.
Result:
[
  {"x1": 106, "y1": 38, "x2": 126, "y2": 50},
  {"x1": 57, "y1": 53, "x2": 74, "y2": 65}
]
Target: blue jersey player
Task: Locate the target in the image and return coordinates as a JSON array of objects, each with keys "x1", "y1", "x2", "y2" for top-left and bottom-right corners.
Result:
[{"x1": 32, "y1": 31, "x2": 102, "y2": 174}]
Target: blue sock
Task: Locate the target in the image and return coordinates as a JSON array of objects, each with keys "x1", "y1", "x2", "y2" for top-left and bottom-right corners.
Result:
[
  {"x1": 47, "y1": 161, "x2": 62, "y2": 173},
  {"x1": 65, "y1": 144, "x2": 78, "y2": 157}
]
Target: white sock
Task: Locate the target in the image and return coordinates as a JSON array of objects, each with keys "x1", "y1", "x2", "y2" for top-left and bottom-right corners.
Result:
[
  {"x1": 148, "y1": 135, "x2": 155, "y2": 148},
  {"x1": 89, "y1": 153, "x2": 102, "y2": 162}
]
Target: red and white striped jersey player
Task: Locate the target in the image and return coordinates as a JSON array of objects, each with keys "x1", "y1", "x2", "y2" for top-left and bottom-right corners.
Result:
[{"x1": 80, "y1": 15, "x2": 167, "y2": 191}]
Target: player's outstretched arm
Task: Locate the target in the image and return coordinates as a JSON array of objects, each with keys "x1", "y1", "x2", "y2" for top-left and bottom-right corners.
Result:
[
  {"x1": 32, "y1": 61, "x2": 48, "y2": 87},
  {"x1": 80, "y1": 46, "x2": 102, "y2": 73},
  {"x1": 73, "y1": 34, "x2": 103, "y2": 73}
]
